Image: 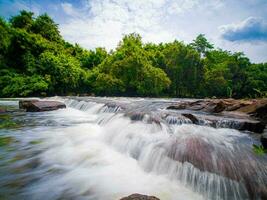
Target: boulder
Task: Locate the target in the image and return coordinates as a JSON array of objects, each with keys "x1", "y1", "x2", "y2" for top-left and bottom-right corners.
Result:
[
  {"x1": 164, "y1": 137, "x2": 267, "y2": 199},
  {"x1": 19, "y1": 100, "x2": 66, "y2": 112},
  {"x1": 19, "y1": 99, "x2": 39, "y2": 109},
  {"x1": 119, "y1": 194, "x2": 160, "y2": 200}
]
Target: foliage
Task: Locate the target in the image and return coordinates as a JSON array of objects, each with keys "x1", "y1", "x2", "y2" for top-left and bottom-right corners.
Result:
[
  {"x1": 190, "y1": 34, "x2": 214, "y2": 56},
  {"x1": 0, "y1": 11, "x2": 266, "y2": 98},
  {"x1": 253, "y1": 144, "x2": 267, "y2": 156}
]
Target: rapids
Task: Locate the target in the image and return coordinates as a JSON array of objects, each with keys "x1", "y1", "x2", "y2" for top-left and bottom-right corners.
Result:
[{"x1": 0, "y1": 97, "x2": 266, "y2": 200}]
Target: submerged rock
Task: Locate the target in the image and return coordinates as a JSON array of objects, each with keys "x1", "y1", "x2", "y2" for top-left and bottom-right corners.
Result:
[
  {"x1": 119, "y1": 194, "x2": 160, "y2": 200},
  {"x1": 19, "y1": 100, "x2": 66, "y2": 112}
]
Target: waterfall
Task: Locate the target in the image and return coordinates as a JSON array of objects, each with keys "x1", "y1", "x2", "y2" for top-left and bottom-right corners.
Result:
[
  {"x1": 62, "y1": 98, "x2": 267, "y2": 200},
  {"x1": 1, "y1": 98, "x2": 266, "y2": 200}
]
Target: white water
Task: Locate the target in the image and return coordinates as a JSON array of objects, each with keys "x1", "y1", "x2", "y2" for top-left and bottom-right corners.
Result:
[{"x1": 1, "y1": 98, "x2": 266, "y2": 200}]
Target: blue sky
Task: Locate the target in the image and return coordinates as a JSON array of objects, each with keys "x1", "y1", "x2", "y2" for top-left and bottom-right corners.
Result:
[{"x1": 1, "y1": 0, "x2": 267, "y2": 63}]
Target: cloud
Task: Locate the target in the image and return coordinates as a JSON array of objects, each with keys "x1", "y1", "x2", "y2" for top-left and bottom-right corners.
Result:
[
  {"x1": 59, "y1": 0, "x2": 223, "y2": 50},
  {"x1": 220, "y1": 17, "x2": 267, "y2": 42}
]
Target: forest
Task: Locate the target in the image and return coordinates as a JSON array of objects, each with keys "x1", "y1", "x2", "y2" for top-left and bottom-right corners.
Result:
[{"x1": 0, "y1": 10, "x2": 266, "y2": 98}]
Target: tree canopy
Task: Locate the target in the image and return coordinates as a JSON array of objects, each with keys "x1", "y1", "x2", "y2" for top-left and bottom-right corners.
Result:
[{"x1": 0, "y1": 11, "x2": 266, "y2": 98}]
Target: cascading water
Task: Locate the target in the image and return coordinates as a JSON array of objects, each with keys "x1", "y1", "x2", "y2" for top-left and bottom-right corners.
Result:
[{"x1": 0, "y1": 97, "x2": 266, "y2": 200}]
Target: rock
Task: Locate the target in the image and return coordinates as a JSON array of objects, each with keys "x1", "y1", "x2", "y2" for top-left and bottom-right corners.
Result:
[
  {"x1": 19, "y1": 99, "x2": 39, "y2": 109},
  {"x1": 180, "y1": 112, "x2": 265, "y2": 133},
  {"x1": 19, "y1": 100, "x2": 66, "y2": 112},
  {"x1": 164, "y1": 137, "x2": 267, "y2": 199},
  {"x1": 119, "y1": 194, "x2": 160, "y2": 200},
  {"x1": 167, "y1": 99, "x2": 267, "y2": 133},
  {"x1": 239, "y1": 121, "x2": 265, "y2": 133},
  {"x1": 203, "y1": 100, "x2": 227, "y2": 113},
  {"x1": 261, "y1": 133, "x2": 267, "y2": 149},
  {"x1": 237, "y1": 99, "x2": 267, "y2": 123},
  {"x1": 182, "y1": 113, "x2": 199, "y2": 124},
  {"x1": 126, "y1": 112, "x2": 146, "y2": 121}
]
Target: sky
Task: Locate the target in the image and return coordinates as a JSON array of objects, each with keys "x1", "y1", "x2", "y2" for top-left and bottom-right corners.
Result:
[{"x1": 0, "y1": 0, "x2": 267, "y2": 63}]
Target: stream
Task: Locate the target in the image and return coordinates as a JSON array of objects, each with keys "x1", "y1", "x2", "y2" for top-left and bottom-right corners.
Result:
[{"x1": 0, "y1": 97, "x2": 266, "y2": 200}]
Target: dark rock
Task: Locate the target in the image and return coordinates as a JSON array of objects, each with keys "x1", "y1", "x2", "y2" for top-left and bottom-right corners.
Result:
[
  {"x1": 19, "y1": 100, "x2": 66, "y2": 112},
  {"x1": 19, "y1": 99, "x2": 39, "y2": 109},
  {"x1": 239, "y1": 121, "x2": 265, "y2": 133},
  {"x1": 261, "y1": 133, "x2": 267, "y2": 149},
  {"x1": 182, "y1": 113, "x2": 199, "y2": 124},
  {"x1": 119, "y1": 194, "x2": 160, "y2": 200}
]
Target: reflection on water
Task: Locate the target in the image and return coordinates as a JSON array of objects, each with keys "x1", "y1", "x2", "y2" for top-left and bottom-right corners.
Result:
[{"x1": 0, "y1": 98, "x2": 266, "y2": 200}]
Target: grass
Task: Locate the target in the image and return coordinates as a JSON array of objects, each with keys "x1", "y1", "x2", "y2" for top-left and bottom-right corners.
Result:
[{"x1": 253, "y1": 144, "x2": 266, "y2": 156}]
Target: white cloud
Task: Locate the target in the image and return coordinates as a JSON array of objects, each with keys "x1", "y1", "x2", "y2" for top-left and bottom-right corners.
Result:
[
  {"x1": 59, "y1": 0, "x2": 223, "y2": 50},
  {"x1": 56, "y1": 0, "x2": 266, "y2": 62},
  {"x1": 219, "y1": 17, "x2": 267, "y2": 42}
]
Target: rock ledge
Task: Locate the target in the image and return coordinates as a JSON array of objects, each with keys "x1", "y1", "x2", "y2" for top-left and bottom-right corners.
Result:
[{"x1": 19, "y1": 100, "x2": 66, "y2": 112}]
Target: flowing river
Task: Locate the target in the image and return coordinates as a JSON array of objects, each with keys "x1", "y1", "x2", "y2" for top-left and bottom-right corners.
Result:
[{"x1": 0, "y1": 97, "x2": 266, "y2": 200}]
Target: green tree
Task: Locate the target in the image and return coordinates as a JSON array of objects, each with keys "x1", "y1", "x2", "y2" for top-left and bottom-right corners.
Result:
[
  {"x1": 32, "y1": 13, "x2": 61, "y2": 42},
  {"x1": 190, "y1": 34, "x2": 214, "y2": 57},
  {"x1": 95, "y1": 33, "x2": 170, "y2": 96},
  {"x1": 81, "y1": 47, "x2": 108, "y2": 69},
  {"x1": 38, "y1": 51, "x2": 84, "y2": 94},
  {"x1": 9, "y1": 10, "x2": 34, "y2": 31},
  {"x1": 161, "y1": 41, "x2": 203, "y2": 97}
]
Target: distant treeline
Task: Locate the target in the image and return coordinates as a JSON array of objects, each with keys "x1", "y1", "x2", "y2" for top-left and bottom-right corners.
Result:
[{"x1": 0, "y1": 11, "x2": 266, "y2": 98}]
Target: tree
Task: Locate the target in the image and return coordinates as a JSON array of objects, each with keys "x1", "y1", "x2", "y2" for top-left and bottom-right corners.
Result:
[
  {"x1": 0, "y1": 11, "x2": 266, "y2": 98},
  {"x1": 0, "y1": 73, "x2": 49, "y2": 97},
  {"x1": 81, "y1": 47, "x2": 108, "y2": 69},
  {"x1": 9, "y1": 10, "x2": 34, "y2": 31},
  {"x1": 161, "y1": 41, "x2": 203, "y2": 97},
  {"x1": 94, "y1": 33, "x2": 170, "y2": 96},
  {"x1": 32, "y1": 13, "x2": 61, "y2": 42},
  {"x1": 38, "y1": 51, "x2": 84, "y2": 94},
  {"x1": 190, "y1": 34, "x2": 214, "y2": 57}
]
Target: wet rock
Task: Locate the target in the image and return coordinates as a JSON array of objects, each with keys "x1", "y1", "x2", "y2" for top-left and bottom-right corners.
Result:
[
  {"x1": 182, "y1": 113, "x2": 199, "y2": 124},
  {"x1": 165, "y1": 137, "x2": 267, "y2": 199},
  {"x1": 119, "y1": 194, "x2": 160, "y2": 200},
  {"x1": 203, "y1": 100, "x2": 227, "y2": 113},
  {"x1": 167, "y1": 99, "x2": 267, "y2": 133},
  {"x1": 180, "y1": 112, "x2": 265, "y2": 133},
  {"x1": 126, "y1": 112, "x2": 161, "y2": 125},
  {"x1": 239, "y1": 121, "x2": 265, "y2": 133},
  {"x1": 126, "y1": 112, "x2": 146, "y2": 121},
  {"x1": 261, "y1": 133, "x2": 267, "y2": 149},
  {"x1": 237, "y1": 99, "x2": 267, "y2": 123},
  {"x1": 19, "y1": 100, "x2": 66, "y2": 112},
  {"x1": 19, "y1": 99, "x2": 39, "y2": 109}
]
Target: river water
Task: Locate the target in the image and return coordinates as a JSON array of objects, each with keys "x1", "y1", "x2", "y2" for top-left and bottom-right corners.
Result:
[{"x1": 0, "y1": 97, "x2": 266, "y2": 200}]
